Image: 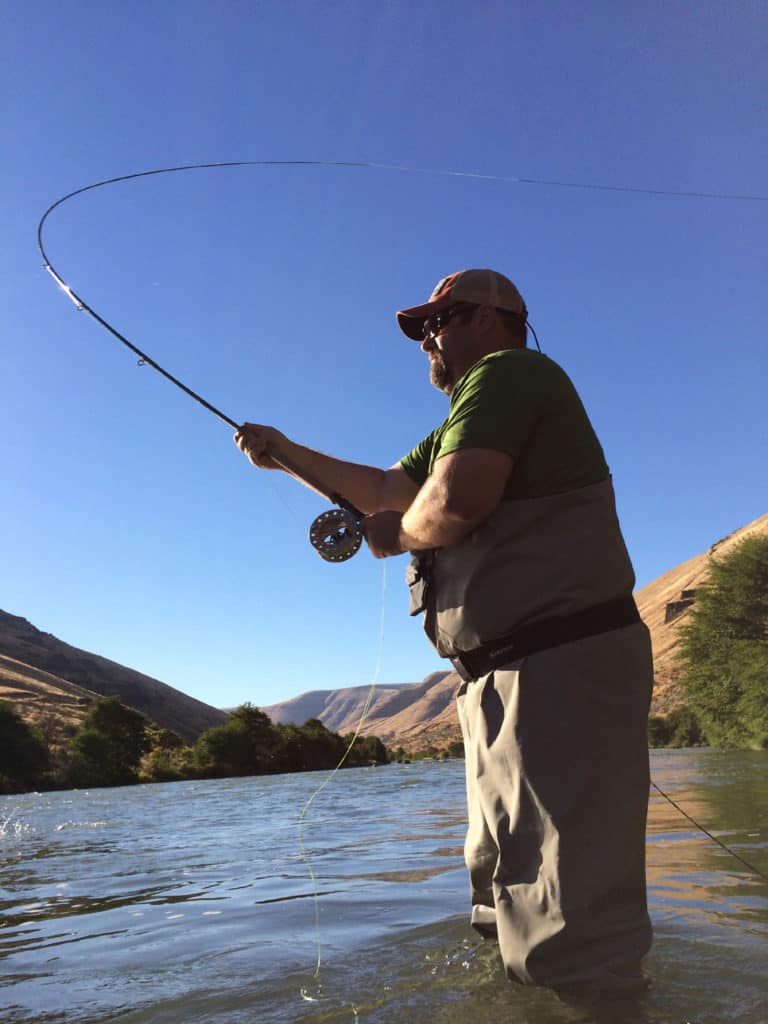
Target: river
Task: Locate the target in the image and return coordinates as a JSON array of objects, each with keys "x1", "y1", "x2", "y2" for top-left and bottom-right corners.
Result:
[{"x1": 1, "y1": 749, "x2": 766, "y2": 1024}]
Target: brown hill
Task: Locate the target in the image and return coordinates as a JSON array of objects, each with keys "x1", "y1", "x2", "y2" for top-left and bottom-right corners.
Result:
[
  {"x1": 267, "y1": 511, "x2": 768, "y2": 750},
  {"x1": 263, "y1": 671, "x2": 460, "y2": 755},
  {"x1": 264, "y1": 683, "x2": 413, "y2": 733},
  {"x1": 0, "y1": 653, "x2": 96, "y2": 749},
  {"x1": 0, "y1": 610, "x2": 226, "y2": 743},
  {"x1": 358, "y1": 670, "x2": 462, "y2": 751}
]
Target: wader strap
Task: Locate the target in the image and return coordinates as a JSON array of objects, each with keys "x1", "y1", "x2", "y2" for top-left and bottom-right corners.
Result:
[{"x1": 451, "y1": 596, "x2": 641, "y2": 682}]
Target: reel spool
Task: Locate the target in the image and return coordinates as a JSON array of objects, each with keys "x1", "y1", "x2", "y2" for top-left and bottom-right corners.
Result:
[{"x1": 309, "y1": 508, "x2": 363, "y2": 563}]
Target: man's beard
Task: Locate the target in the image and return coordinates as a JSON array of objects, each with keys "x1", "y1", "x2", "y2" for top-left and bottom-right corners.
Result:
[{"x1": 429, "y1": 353, "x2": 453, "y2": 395}]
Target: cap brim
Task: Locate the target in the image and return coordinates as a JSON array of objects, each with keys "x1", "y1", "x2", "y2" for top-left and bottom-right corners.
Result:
[{"x1": 396, "y1": 293, "x2": 455, "y2": 341}]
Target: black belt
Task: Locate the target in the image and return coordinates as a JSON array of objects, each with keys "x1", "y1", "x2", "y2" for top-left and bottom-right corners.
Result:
[{"x1": 450, "y1": 596, "x2": 641, "y2": 682}]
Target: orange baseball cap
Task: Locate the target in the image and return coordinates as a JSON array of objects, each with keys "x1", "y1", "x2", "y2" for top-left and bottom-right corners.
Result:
[{"x1": 396, "y1": 269, "x2": 527, "y2": 340}]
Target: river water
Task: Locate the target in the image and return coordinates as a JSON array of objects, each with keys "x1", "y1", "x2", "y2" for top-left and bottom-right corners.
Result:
[{"x1": 1, "y1": 749, "x2": 766, "y2": 1024}]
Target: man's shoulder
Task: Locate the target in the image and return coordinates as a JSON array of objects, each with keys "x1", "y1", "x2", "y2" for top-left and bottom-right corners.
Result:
[
  {"x1": 457, "y1": 349, "x2": 570, "y2": 394},
  {"x1": 484, "y1": 348, "x2": 565, "y2": 372}
]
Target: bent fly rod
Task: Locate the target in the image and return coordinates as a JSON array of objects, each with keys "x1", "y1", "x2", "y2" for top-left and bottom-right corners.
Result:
[
  {"x1": 37, "y1": 161, "x2": 367, "y2": 563},
  {"x1": 40, "y1": 160, "x2": 765, "y2": 555}
]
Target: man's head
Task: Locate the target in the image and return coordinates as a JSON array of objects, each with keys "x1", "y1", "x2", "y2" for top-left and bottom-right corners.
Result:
[{"x1": 396, "y1": 270, "x2": 528, "y2": 395}]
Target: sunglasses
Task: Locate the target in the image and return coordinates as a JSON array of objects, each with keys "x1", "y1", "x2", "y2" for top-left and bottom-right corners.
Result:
[{"x1": 422, "y1": 303, "x2": 476, "y2": 341}]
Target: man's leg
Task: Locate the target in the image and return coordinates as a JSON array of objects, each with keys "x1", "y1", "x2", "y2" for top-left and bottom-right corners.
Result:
[
  {"x1": 459, "y1": 623, "x2": 654, "y2": 992},
  {"x1": 456, "y1": 675, "x2": 503, "y2": 938}
]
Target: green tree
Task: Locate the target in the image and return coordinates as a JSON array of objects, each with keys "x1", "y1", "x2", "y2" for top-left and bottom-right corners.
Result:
[
  {"x1": 342, "y1": 732, "x2": 389, "y2": 766},
  {"x1": 0, "y1": 702, "x2": 50, "y2": 792},
  {"x1": 65, "y1": 696, "x2": 151, "y2": 787},
  {"x1": 647, "y1": 707, "x2": 706, "y2": 748},
  {"x1": 194, "y1": 704, "x2": 279, "y2": 777},
  {"x1": 141, "y1": 729, "x2": 193, "y2": 782},
  {"x1": 678, "y1": 536, "x2": 768, "y2": 749},
  {"x1": 294, "y1": 717, "x2": 347, "y2": 770},
  {"x1": 153, "y1": 728, "x2": 185, "y2": 750},
  {"x1": 647, "y1": 715, "x2": 668, "y2": 748},
  {"x1": 666, "y1": 707, "x2": 706, "y2": 747}
]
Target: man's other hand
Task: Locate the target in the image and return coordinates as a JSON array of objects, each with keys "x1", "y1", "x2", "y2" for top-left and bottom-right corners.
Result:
[{"x1": 363, "y1": 511, "x2": 406, "y2": 558}]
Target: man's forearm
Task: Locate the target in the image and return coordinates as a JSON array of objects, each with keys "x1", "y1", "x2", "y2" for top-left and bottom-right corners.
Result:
[
  {"x1": 270, "y1": 440, "x2": 387, "y2": 514},
  {"x1": 398, "y1": 484, "x2": 482, "y2": 550}
]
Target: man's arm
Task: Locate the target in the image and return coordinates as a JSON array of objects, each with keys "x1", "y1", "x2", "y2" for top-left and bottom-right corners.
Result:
[
  {"x1": 364, "y1": 447, "x2": 514, "y2": 557},
  {"x1": 234, "y1": 423, "x2": 419, "y2": 514},
  {"x1": 401, "y1": 447, "x2": 513, "y2": 547}
]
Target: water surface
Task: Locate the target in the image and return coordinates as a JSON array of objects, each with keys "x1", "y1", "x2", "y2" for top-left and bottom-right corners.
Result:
[{"x1": 1, "y1": 749, "x2": 766, "y2": 1023}]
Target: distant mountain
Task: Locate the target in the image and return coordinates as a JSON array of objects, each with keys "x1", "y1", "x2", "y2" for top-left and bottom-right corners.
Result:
[
  {"x1": 0, "y1": 610, "x2": 226, "y2": 743},
  {"x1": 262, "y1": 671, "x2": 459, "y2": 753},
  {"x1": 263, "y1": 683, "x2": 413, "y2": 732}
]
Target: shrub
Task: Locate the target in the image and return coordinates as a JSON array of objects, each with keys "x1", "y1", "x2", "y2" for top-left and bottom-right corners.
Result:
[
  {"x1": 64, "y1": 696, "x2": 151, "y2": 787},
  {"x1": 678, "y1": 536, "x2": 768, "y2": 749},
  {"x1": 0, "y1": 701, "x2": 50, "y2": 792}
]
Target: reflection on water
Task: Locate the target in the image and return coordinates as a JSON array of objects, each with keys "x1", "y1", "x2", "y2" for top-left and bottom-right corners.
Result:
[{"x1": 0, "y1": 751, "x2": 766, "y2": 1024}]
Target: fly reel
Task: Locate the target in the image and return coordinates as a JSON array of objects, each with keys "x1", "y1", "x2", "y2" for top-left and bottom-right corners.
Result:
[{"x1": 309, "y1": 508, "x2": 363, "y2": 563}]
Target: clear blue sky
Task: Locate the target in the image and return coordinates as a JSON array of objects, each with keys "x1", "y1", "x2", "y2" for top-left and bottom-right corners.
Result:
[{"x1": 2, "y1": 2, "x2": 766, "y2": 710}]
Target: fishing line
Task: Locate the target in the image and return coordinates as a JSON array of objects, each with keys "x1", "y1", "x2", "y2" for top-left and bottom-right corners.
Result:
[
  {"x1": 650, "y1": 780, "x2": 768, "y2": 883},
  {"x1": 298, "y1": 561, "x2": 387, "y2": 1006}
]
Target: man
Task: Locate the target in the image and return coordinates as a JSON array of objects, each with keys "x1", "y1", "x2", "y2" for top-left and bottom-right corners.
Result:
[{"x1": 235, "y1": 269, "x2": 654, "y2": 998}]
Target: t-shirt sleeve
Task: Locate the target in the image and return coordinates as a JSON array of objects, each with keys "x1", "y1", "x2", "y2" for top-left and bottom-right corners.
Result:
[
  {"x1": 437, "y1": 354, "x2": 542, "y2": 460},
  {"x1": 399, "y1": 429, "x2": 437, "y2": 485}
]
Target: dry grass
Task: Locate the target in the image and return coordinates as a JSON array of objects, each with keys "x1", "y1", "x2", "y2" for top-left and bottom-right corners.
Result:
[{"x1": 0, "y1": 653, "x2": 96, "y2": 747}]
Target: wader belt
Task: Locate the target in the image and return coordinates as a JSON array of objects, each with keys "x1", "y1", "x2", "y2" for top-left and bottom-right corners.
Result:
[{"x1": 450, "y1": 596, "x2": 641, "y2": 682}]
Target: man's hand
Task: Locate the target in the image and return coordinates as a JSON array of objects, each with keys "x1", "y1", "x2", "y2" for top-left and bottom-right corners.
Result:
[
  {"x1": 363, "y1": 511, "x2": 407, "y2": 559},
  {"x1": 234, "y1": 423, "x2": 289, "y2": 470}
]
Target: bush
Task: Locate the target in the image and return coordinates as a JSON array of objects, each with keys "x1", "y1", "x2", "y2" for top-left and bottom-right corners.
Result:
[
  {"x1": 194, "y1": 704, "x2": 281, "y2": 777},
  {"x1": 0, "y1": 702, "x2": 50, "y2": 792},
  {"x1": 193, "y1": 706, "x2": 393, "y2": 777},
  {"x1": 647, "y1": 708, "x2": 706, "y2": 748},
  {"x1": 678, "y1": 536, "x2": 768, "y2": 749},
  {"x1": 342, "y1": 732, "x2": 389, "y2": 766},
  {"x1": 64, "y1": 696, "x2": 151, "y2": 787}
]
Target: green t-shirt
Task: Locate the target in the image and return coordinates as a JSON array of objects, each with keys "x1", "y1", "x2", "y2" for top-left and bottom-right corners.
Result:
[{"x1": 400, "y1": 350, "x2": 609, "y2": 499}]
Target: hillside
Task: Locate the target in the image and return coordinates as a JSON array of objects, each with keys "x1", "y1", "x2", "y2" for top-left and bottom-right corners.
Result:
[
  {"x1": 0, "y1": 610, "x2": 226, "y2": 743},
  {"x1": 0, "y1": 653, "x2": 96, "y2": 747},
  {"x1": 262, "y1": 671, "x2": 459, "y2": 754},
  {"x1": 264, "y1": 683, "x2": 413, "y2": 732}
]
